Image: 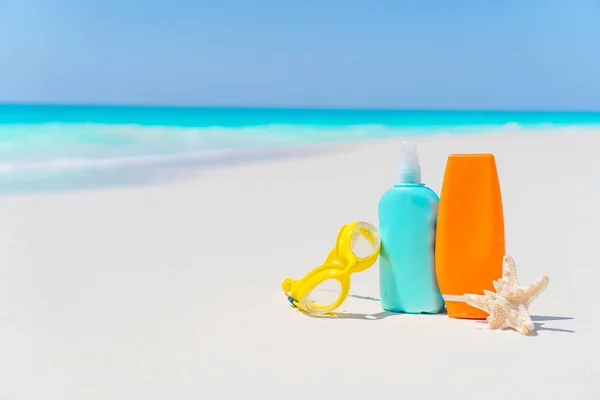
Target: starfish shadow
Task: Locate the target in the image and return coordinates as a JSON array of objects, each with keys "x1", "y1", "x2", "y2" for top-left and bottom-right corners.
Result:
[
  {"x1": 530, "y1": 315, "x2": 574, "y2": 322},
  {"x1": 472, "y1": 317, "x2": 576, "y2": 335},
  {"x1": 530, "y1": 322, "x2": 576, "y2": 335},
  {"x1": 531, "y1": 315, "x2": 575, "y2": 334}
]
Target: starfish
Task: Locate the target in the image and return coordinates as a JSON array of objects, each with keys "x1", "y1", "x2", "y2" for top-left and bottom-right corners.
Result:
[{"x1": 464, "y1": 255, "x2": 549, "y2": 335}]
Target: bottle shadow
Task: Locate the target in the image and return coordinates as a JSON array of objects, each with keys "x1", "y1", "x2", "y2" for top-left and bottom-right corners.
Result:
[
  {"x1": 302, "y1": 292, "x2": 449, "y2": 320},
  {"x1": 305, "y1": 310, "x2": 397, "y2": 320}
]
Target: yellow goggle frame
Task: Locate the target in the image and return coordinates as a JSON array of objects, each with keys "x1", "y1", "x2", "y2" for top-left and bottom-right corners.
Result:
[{"x1": 281, "y1": 221, "x2": 381, "y2": 315}]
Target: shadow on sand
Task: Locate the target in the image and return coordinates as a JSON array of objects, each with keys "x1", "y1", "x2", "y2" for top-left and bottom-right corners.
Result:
[
  {"x1": 472, "y1": 315, "x2": 575, "y2": 335},
  {"x1": 291, "y1": 291, "x2": 576, "y2": 331},
  {"x1": 298, "y1": 293, "x2": 450, "y2": 321},
  {"x1": 531, "y1": 315, "x2": 576, "y2": 334}
]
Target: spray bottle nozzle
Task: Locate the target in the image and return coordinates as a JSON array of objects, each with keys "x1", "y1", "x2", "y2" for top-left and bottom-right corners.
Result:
[{"x1": 396, "y1": 140, "x2": 422, "y2": 184}]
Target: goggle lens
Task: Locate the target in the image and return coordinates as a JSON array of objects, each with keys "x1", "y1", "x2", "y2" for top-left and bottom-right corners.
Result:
[
  {"x1": 301, "y1": 278, "x2": 343, "y2": 315},
  {"x1": 350, "y1": 222, "x2": 380, "y2": 260}
]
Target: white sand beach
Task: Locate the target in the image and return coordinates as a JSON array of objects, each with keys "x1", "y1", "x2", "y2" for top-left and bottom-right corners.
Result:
[{"x1": 0, "y1": 130, "x2": 598, "y2": 399}]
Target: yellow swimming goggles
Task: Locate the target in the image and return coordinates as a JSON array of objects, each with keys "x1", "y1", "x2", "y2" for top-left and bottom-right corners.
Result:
[{"x1": 281, "y1": 221, "x2": 381, "y2": 315}]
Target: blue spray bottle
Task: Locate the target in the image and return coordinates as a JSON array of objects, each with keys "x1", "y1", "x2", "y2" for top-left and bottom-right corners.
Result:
[{"x1": 378, "y1": 141, "x2": 444, "y2": 314}]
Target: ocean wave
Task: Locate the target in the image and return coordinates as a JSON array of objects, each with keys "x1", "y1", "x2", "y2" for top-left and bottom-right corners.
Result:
[
  {"x1": 0, "y1": 149, "x2": 242, "y2": 173},
  {"x1": 0, "y1": 121, "x2": 598, "y2": 175}
]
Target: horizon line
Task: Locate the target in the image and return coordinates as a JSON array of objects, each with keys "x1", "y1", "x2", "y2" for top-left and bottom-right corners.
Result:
[{"x1": 1, "y1": 101, "x2": 600, "y2": 113}]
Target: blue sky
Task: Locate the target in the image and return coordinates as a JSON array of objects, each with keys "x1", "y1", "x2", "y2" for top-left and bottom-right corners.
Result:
[{"x1": 1, "y1": 0, "x2": 599, "y2": 110}]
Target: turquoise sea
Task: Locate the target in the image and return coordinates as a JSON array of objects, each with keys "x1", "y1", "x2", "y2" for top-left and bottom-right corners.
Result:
[{"x1": 1, "y1": 104, "x2": 600, "y2": 192}]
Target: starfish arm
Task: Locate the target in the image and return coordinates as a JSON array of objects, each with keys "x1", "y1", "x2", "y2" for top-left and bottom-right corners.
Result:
[
  {"x1": 503, "y1": 255, "x2": 521, "y2": 289},
  {"x1": 505, "y1": 309, "x2": 520, "y2": 329},
  {"x1": 492, "y1": 279, "x2": 508, "y2": 292},
  {"x1": 486, "y1": 300, "x2": 509, "y2": 330},
  {"x1": 515, "y1": 304, "x2": 535, "y2": 335},
  {"x1": 523, "y1": 275, "x2": 550, "y2": 309},
  {"x1": 464, "y1": 294, "x2": 491, "y2": 314},
  {"x1": 492, "y1": 280, "x2": 501, "y2": 292}
]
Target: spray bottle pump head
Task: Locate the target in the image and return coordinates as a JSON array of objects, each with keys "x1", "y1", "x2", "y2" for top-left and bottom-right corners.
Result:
[{"x1": 396, "y1": 140, "x2": 422, "y2": 184}]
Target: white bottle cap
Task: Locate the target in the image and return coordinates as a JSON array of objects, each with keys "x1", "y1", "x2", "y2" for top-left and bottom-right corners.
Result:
[{"x1": 396, "y1": 140, "x2": 422, "y2": 184}]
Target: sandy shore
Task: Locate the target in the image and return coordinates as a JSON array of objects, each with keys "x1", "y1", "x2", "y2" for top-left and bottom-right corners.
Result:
[{"x1": 0, "y1": 130, "x2": 598, "y2": 399}]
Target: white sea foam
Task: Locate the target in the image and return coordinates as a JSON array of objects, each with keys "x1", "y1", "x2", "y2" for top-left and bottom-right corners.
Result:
[{"x1": 0, "y1": 121, "x2": 598, "y2": 175}]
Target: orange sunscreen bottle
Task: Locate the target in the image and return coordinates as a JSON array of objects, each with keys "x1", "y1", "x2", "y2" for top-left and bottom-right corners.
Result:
[{"x1": 435, "y1": 154, "x2": 505, "y2": 319}]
